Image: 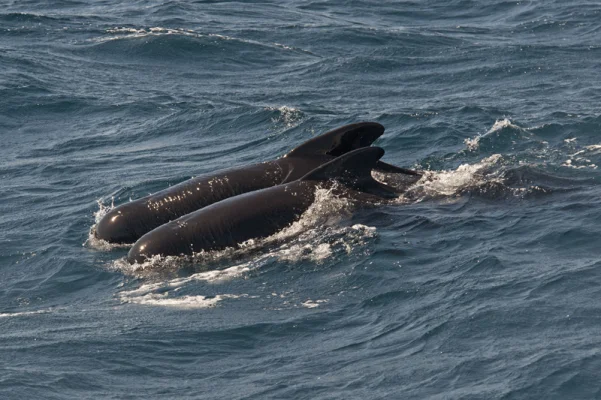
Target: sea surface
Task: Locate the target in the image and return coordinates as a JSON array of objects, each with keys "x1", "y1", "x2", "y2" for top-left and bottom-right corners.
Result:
[{"x1": 2, "y1": 0, "x2": 601, "y2": 398}]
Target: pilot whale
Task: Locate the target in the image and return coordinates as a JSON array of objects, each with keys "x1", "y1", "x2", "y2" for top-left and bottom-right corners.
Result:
[
  {"x1": 96, "y1": 122, "x2": 419, "y2": 244},
  {"x1": 128, "y1": 146, "x2": 402, "y2": 264}
]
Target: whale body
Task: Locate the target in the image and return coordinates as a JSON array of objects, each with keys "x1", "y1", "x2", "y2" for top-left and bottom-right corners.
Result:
[
  {"x1": 95, "y1": 122, "x2": 418, "y2": 244},
  {"x1": 127, "y1": 146, "x2": 401, "y2": 264}
]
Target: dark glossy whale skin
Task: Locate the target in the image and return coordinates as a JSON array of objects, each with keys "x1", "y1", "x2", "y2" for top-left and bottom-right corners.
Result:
[
  {"x1": 95, "y1": 122, "x2": 398, "y2": 244},
  {"x1": 127, "y1": 182, "x2": 316, "y2": 263},
  {"x1": 127, "y1": 147, "x2": 400, "y2": 264},
  {"x1": 97, "y1": 160, "x2": 292, "y2": 244}
]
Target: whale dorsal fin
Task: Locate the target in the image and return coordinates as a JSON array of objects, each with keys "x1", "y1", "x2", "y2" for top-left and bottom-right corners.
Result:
[
  {"x1": 286, "y1": 122, "x2": 385, "y2": 158},
  {"x1": 286, "y1": 122, "x2": 420, "y2": 177},
  {"x1": 300, "y1": 147, "x2": 398, "y2": 198}
]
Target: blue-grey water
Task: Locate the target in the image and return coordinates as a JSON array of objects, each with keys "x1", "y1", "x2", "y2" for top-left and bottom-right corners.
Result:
[{"x1": 2, "y1": 1, "x2": 601, "y2": 398}]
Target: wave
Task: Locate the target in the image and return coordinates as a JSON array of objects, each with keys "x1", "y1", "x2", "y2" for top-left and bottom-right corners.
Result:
[
  {"x1": 0, "y1": 12, "x2": 60, "y2": 23},
  {"x1": 0, "y1": 309, "x2": 53, "y2": 319},
  {"x1": 78, "y1": 27, "x2": 316, "y2": 67},
  {"x1": 461, "y1": 117, "x2": 601, "y2": 175},
  {"x1": 265, "y1": 105, "x2": 304, "y2": 129},
  {"x1": 399, "y1": 154, "x2": 504, "y2": 202},
  {"x1": 463, "y1": 118, "x2": 528, "y2": 152},
  {"x1": 111, "y1": 186, "x2": 359, "y2": 272},
  {"x1": 110, "y1": 187, "x2": 376, "y2": 308},
  {"x1": 562, "y1": 142, "x2": 601, "y2": 170},
  {"x1": 108, "y1": 152, "x2": 548, "y2": 309},
  {"x1": 113, "y1": 220, "x2": 376, "y2": 308},
  {"x1": 119, "y1": 292, "x2": 252, "y2": 309},
  {"x1": 93, "y1": 151, "x2": 550, "y2": 269},
  {"x1": 465, "y1": 115, "x2": 601, "y2": 151}
]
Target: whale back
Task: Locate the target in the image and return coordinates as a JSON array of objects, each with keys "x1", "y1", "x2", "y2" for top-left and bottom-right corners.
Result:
[{"x1": 300, "y1": 147, "x2": 399, "y2": 199}]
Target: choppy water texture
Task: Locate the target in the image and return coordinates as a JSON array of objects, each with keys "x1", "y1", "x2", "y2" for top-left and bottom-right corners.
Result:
[{"x1": 2, "y1": 0, "x2": 601, "y2": 398}]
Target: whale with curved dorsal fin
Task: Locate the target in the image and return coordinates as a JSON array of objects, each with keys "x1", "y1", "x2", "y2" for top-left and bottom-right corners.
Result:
[
  {"x1": 95, "y1": 122, "x2": 420, "y2": 244},
  {"x1": 127, "y1": 146, "x2": 400, "y2": 264}
]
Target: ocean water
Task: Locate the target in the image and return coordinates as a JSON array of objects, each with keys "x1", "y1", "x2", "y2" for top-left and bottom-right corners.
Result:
[{"x1": 2, "y1": 0, "x2": 601, "y2": 398}]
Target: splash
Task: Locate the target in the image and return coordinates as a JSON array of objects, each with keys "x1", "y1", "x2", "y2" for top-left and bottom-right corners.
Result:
[
  {"x1": 273, "y1": 224, "x2": 376, "y2": 263},
  {"x1": 113, "y1": 188, "x2": 376, "y2": 308},
  {"x1": 110, "y1": 154, "x2": 507, "y2": 279},
  {"x1": 464, "y1": 136, "x2": 481, "y2": 151},
  {"x1": 464, "y1": 118, "x2": 522, "y2": 151},
  {"x1": 92, "y1": 27, "x2": 198, "y2": 43},
  {"x1": 562, "y1": 143, "x2": 601, "y2": 169},
  {"x1": 84, "y1": 198, "x2": 132, "y2": 251},
  {"x1": 487, "y1": 118, "x2": 520, "y2": 133},
  {"x1": 399, "y1": 154, "x2": 503, "y2": 202},
  {"x1": 112, "y1": 186, "x2": 360, "y2": 275},
  {"x1": 108, "y1": 156, "x2": 514, "y2": 309},
  {"x1": 301, "y1": 299, "x2": 328, "y2": 308},
  {"x1": 267, "y1": 105, "x2": 304, "y2": 128},
  {"x1": 115, "y1": 222, "x2": 376, "y2": 308},
  {"x1": 0, "y1": 309, "x2": 52, "y2": 319},
  {"x1": 112, "y1": 257, "x2": 253, "y2": 283},
  {"x1": 119, "y1": 292, "x2": 250, "y2": 309},
  {"x1": 116, "y1": 258, "x2": 258, "y2": 309},
  {"x1": 268, "y1": 186, "x2": 353, "y2": 243},
  {"x1": 562, "y1": 159, "x2": 598, "y2": 170}
]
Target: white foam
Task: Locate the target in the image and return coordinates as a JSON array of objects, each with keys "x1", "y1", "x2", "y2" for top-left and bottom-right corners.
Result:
[
  {"x1": 277, "y1": 242, "x2": 332, "y2": 262},
  {"x1": 94, "y1": 27, "x2": 304, "y2": 57},
  {"x1": 464, "y1": 136, "x2": 481, "y2": 151},
  {"x1": 562, "y1": 159, "x2": 597, "y2": 169},
  {"x1": 111, "y1": 155, "x2": 505, "y2": 280},
  {"x1": 94, "y1": 198, "x2": 113, "y2": 224},
  {"x1": 487, "y1": 118, "x2": 520, "y2": 133},
  {"x1": 110, "y1": 154, "x2": 514, "y2": 310},
  {"x1": 0, "y1": 309, "x2": 51, "y2": 318},
  {"x1": 116, "y1": 262, "x2": 256, "y2": 309},
  {"x1": 273, "y1": 224, "x2": 376, "y2": 264},
  {"x1": 120, "y1": 262, "x2": 252, "y2": 290},
  {"x1": 562, "y1": 143, "x2": 601, "y2": 169},
  {"x1": 84, "y1": 198, "x2": 132, "y2": 251},
  {"x1": 114, "y1": 221, "x2": 374, "y2": 305},
  {"x1": 301, "y1": 299, "x2": 328, "y2": 309},
  {"x1": 119, "y1": 292, "x2": 247, "y2": 309},
  {"x1": 399, "y1": 154, "x2": 502, "y2": 201},
  {"x1": 94, "y1": 27, "x2": 198, "y2": 43},
  {"x1": 114, "y1": 189, "x2": 377, "y2": 308},
  {"x1": 270, "y1": 186, "x2": 353, "y2": 242},
  {"x1": 112, "y1": 186, "x2": 365, "y2": 273},
  {"x1": 464, "y1": 119, "x2": 522, "y2": 151},
  {"x1": 267, "y1": 105, "x2": 304, "y2": 128},
  {"x1": 110, "y1": 154, "x2": 518, "y2": 310}
]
